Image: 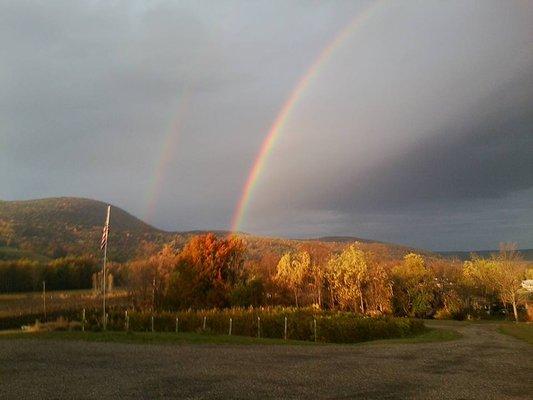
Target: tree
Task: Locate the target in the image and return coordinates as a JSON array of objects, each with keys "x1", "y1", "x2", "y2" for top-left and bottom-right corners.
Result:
[
  {"x1": 300, "y1": 242, "x2": 331, "y2": 309},
  {"x1": 327, "y1": 245, "x2": 369, "y2": 313},
  {"x1": 463, "y1": 245, "x2": 527, "y2": 321},
  {"x1": 166, "y1": 233, "x2": 246, "y2": 309},
  {"x1": 391, "y1": 253, "x2": 435, "y2": 318},
  {"x1": 230, "y1": 276, "x2": 265, "y2": 307},
  {"x1": 364, "y1": 257, "x2": 393, "y2": 315},
  {"x1": 126, "y1": 258, "x2": 157, "y2": 308},
  {"x1": 491, "y1": 244, "x2": 526, "y2": 322},
  {"x1": 0, "y1": 219, "x2": 15, "y2": 247},
  {"x1": 275, "y1": 251, "x2": 310, "y2": 307},
  {"x1": 463, "y1": 256, "x2": 498, "y2": 316},
  {"x1": 423, "y1": 257, "x2": 464, "y2": 319}
]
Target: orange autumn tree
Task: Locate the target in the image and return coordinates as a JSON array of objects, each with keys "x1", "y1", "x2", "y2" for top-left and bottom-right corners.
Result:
[{"x1": 166, "y1": 233, "x2": 246, "y2": 309}]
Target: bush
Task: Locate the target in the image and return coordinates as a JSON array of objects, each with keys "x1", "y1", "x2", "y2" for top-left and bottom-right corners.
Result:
[
  {"x1": 1, "y1": 307, "x2": 425, "y2": 343},
  {"x1": 102, "y1": 307, "x2": 425, "y2": 343}
]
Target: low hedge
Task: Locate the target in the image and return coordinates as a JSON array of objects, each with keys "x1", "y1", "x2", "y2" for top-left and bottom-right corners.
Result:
[{"x1": 1, "y1": 307, "x2": 425, "y2": 343}]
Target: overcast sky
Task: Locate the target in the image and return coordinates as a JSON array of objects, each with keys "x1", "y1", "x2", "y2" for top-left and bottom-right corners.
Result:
[{"x1": 1, "y1": 0, "x2": 532, "y2": 251}]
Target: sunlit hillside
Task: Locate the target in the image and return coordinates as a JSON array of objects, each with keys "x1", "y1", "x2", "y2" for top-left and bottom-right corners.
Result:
[
  {"x1": 0, "y1": 197, "x2": 171, "y2": 261},
  {"x1": 0, "y1": 197, "x2": 428, "y2": 263}
]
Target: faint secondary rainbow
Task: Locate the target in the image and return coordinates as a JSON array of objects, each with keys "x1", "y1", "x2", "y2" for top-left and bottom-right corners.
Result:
[
  {"x1": 230, "y1": 2, "x2": 382, "y2": 233},
  {"x1": 144, "y1": 92, "x2": 190, "y2": 222}
]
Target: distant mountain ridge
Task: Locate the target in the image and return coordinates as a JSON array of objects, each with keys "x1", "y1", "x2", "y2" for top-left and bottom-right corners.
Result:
[
  {"x1": 313, "y1": 236, "x2": 382, "y2": 244},
  {"x1": 437, "y1": 249, "x2": 533, "y2": 261}
]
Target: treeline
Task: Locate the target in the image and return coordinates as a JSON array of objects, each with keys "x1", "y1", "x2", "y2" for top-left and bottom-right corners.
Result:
[
  {"x1": 112, "y1": 234, "x2": 532, "y2": 321},
  {"x1": 2, "y1": 233, "x2": 531, "y2": 321},
  {"x1": 0, "y1": 256, "x2": 98, "y2": 292}
]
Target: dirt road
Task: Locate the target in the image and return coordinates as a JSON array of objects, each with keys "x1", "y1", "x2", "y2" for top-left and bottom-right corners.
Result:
[{"x1": 0, "y1": 323, "x2": 531, "y2": 399}]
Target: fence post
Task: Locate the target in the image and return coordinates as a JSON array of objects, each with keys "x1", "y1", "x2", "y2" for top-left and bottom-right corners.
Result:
[
  {"x1": 203, "y1": 316, "x2": 206, "y2": 331},
  {"x1": 125, "y1": 310, "x2": 129, "y2": 332},
  {"x1": 42, "y1": 281, "x2": 46, "y2": 321},
  {"x1": 284, "y1": 316, "x2": 288, "y2": 340},
  {"x1": 175, "y1": 317, "x2": 179, "y2": 333},
  {"x1": 82, "y1": 308, "x2": 85, "y2": 332},
  {"x1": 257, "y1": 316, "x2": 261, "y2": 338},
  {"x1": 229, "y1": 318, "x2": 232, "y2": 336},
  {"x1": 313, "y1": 318, "x2": 317, "y2": 342},
  {"x1": 151, "y1": 315, "x2": 154, "y2": 332}
]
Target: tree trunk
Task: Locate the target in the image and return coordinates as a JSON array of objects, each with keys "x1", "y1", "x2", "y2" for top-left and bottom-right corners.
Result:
[
  {"x1": 294, "y1": 290, "x2": 299, "y2": 308},
  {"x1": 359, "y1": 291, "x2": 365, "y2": 315},
  {"x1": 512, "y1": 297, "x2": 518, "y2": 322}
]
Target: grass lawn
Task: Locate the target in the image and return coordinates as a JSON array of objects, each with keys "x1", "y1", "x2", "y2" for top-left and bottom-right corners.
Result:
[
  {"x1": 366, "y1": 327, "x2": 462, "y2": 345},
  {"x1": 0, "y1": 330, "x2": 316, "y2": 346},
  {"x1": 498, "y1": 323, "x2": 533, "y2": 345},
  {"x1": 0, "y1": 326, "x2": 461, "y2": 346}
]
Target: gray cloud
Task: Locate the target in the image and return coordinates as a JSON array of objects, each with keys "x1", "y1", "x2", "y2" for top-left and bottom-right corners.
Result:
[
  {"x1": 330, "y1": 72, "x2": 533, "y2": 211},
  {"x1": 1, "y1": 1, "x2": 532, "y2": 250}
]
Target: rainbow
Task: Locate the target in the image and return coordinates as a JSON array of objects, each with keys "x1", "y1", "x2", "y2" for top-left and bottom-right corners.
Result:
[
  {"x1": 230, "y1": 2, "x2": 381, "y2": 233},
  {"x1": 144, "y1": 92, "x2": 190, "y2": 222}
]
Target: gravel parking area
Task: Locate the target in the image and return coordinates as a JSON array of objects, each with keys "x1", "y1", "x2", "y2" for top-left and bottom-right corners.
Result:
[{"x1": 0, "y1": 323, "x2": 531, "y2": 399}]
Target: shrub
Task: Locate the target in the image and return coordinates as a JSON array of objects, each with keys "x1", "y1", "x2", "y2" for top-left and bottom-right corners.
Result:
[
  {"x1": 2, "y1": 307, "x2": 425, "y2": 343},
  {"x1": 101, "y1": 307, "x2": 425, "y2": 343}
]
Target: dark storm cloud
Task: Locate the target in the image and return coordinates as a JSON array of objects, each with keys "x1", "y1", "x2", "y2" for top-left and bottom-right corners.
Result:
[
  {"x1": 331, "y1": 72, "x2": 533, "y2": 211},
  {"x1": 244, "y1": 66, "x2": 533, "y2": 249}
]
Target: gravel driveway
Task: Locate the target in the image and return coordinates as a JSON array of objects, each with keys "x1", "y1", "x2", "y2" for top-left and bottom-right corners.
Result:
[{"x1": 0, "y1": 323, "x2": 531, "y2": 399}]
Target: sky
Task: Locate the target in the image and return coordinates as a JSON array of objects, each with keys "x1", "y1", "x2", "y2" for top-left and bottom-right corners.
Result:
[{"x1": 1, "y1": 0, "x2": 532, "y2": 251}]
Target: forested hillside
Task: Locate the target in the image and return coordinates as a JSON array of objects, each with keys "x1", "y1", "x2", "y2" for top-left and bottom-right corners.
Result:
[
  {"x1": 0, "y1": 197, "x2": 172, "y2": 261},
  {"x1": 0, "y1": 197, "x2": 422, "y2": 263}
]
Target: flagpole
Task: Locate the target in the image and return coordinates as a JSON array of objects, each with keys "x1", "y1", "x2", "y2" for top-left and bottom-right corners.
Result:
[{"x1": 102, "y1": 205, "x2": 110, "y2": 330}]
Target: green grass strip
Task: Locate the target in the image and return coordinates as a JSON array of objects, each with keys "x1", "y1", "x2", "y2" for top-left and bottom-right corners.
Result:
[
  {"x1": 0, "y1": 326, "x2": 461, "y2": 346},
  {"x1": 498, "y1": 323, "x2": 533, "y2": 345}
]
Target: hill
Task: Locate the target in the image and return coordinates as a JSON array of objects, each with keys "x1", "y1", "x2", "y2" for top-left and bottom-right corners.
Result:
[
  {"x1": 0, "y1": 197, "x2": 173, "y2": 262},
  {"x1": 0, "y1": 197, "x2": 429, "y2": 263},
  {"x1": 437, "y1": 249, "x2": 533, "y2": 261}
]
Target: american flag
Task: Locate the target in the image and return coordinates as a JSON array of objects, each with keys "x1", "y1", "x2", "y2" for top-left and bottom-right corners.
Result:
[{"x1": 100, "y1": 205, "x2": 110, "y2": 250}]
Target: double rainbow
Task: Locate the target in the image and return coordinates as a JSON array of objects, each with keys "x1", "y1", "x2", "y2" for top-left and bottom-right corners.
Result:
[
  {"x1": 230, "y1": 2, "x2": 381, "y2": 233},
  {"x1": 144, "y1": 91, "x2": 190, "y2": 222}
]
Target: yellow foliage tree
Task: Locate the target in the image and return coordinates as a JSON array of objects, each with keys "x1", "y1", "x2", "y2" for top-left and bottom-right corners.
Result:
[
  {"x1": 327, "y1": 245, "x2": 369, "y2": 313},
  {"x1": 391, "y1": 253, "x2": 435, "y2": 317},
  {"x1": 492, "y1": 244, "x2": 527, "y2": 322},
  {"x1": 276, "y1": 251, "x2": 310, "y2": 307}
]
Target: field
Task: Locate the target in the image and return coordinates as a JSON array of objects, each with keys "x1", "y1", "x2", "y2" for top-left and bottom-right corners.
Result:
[
  {"x1": 0, "y1": 321, "x2": 531, "y2": 399},
  {"x1": 0, "y1": 289, "x2": 130, "y2": 318}
]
